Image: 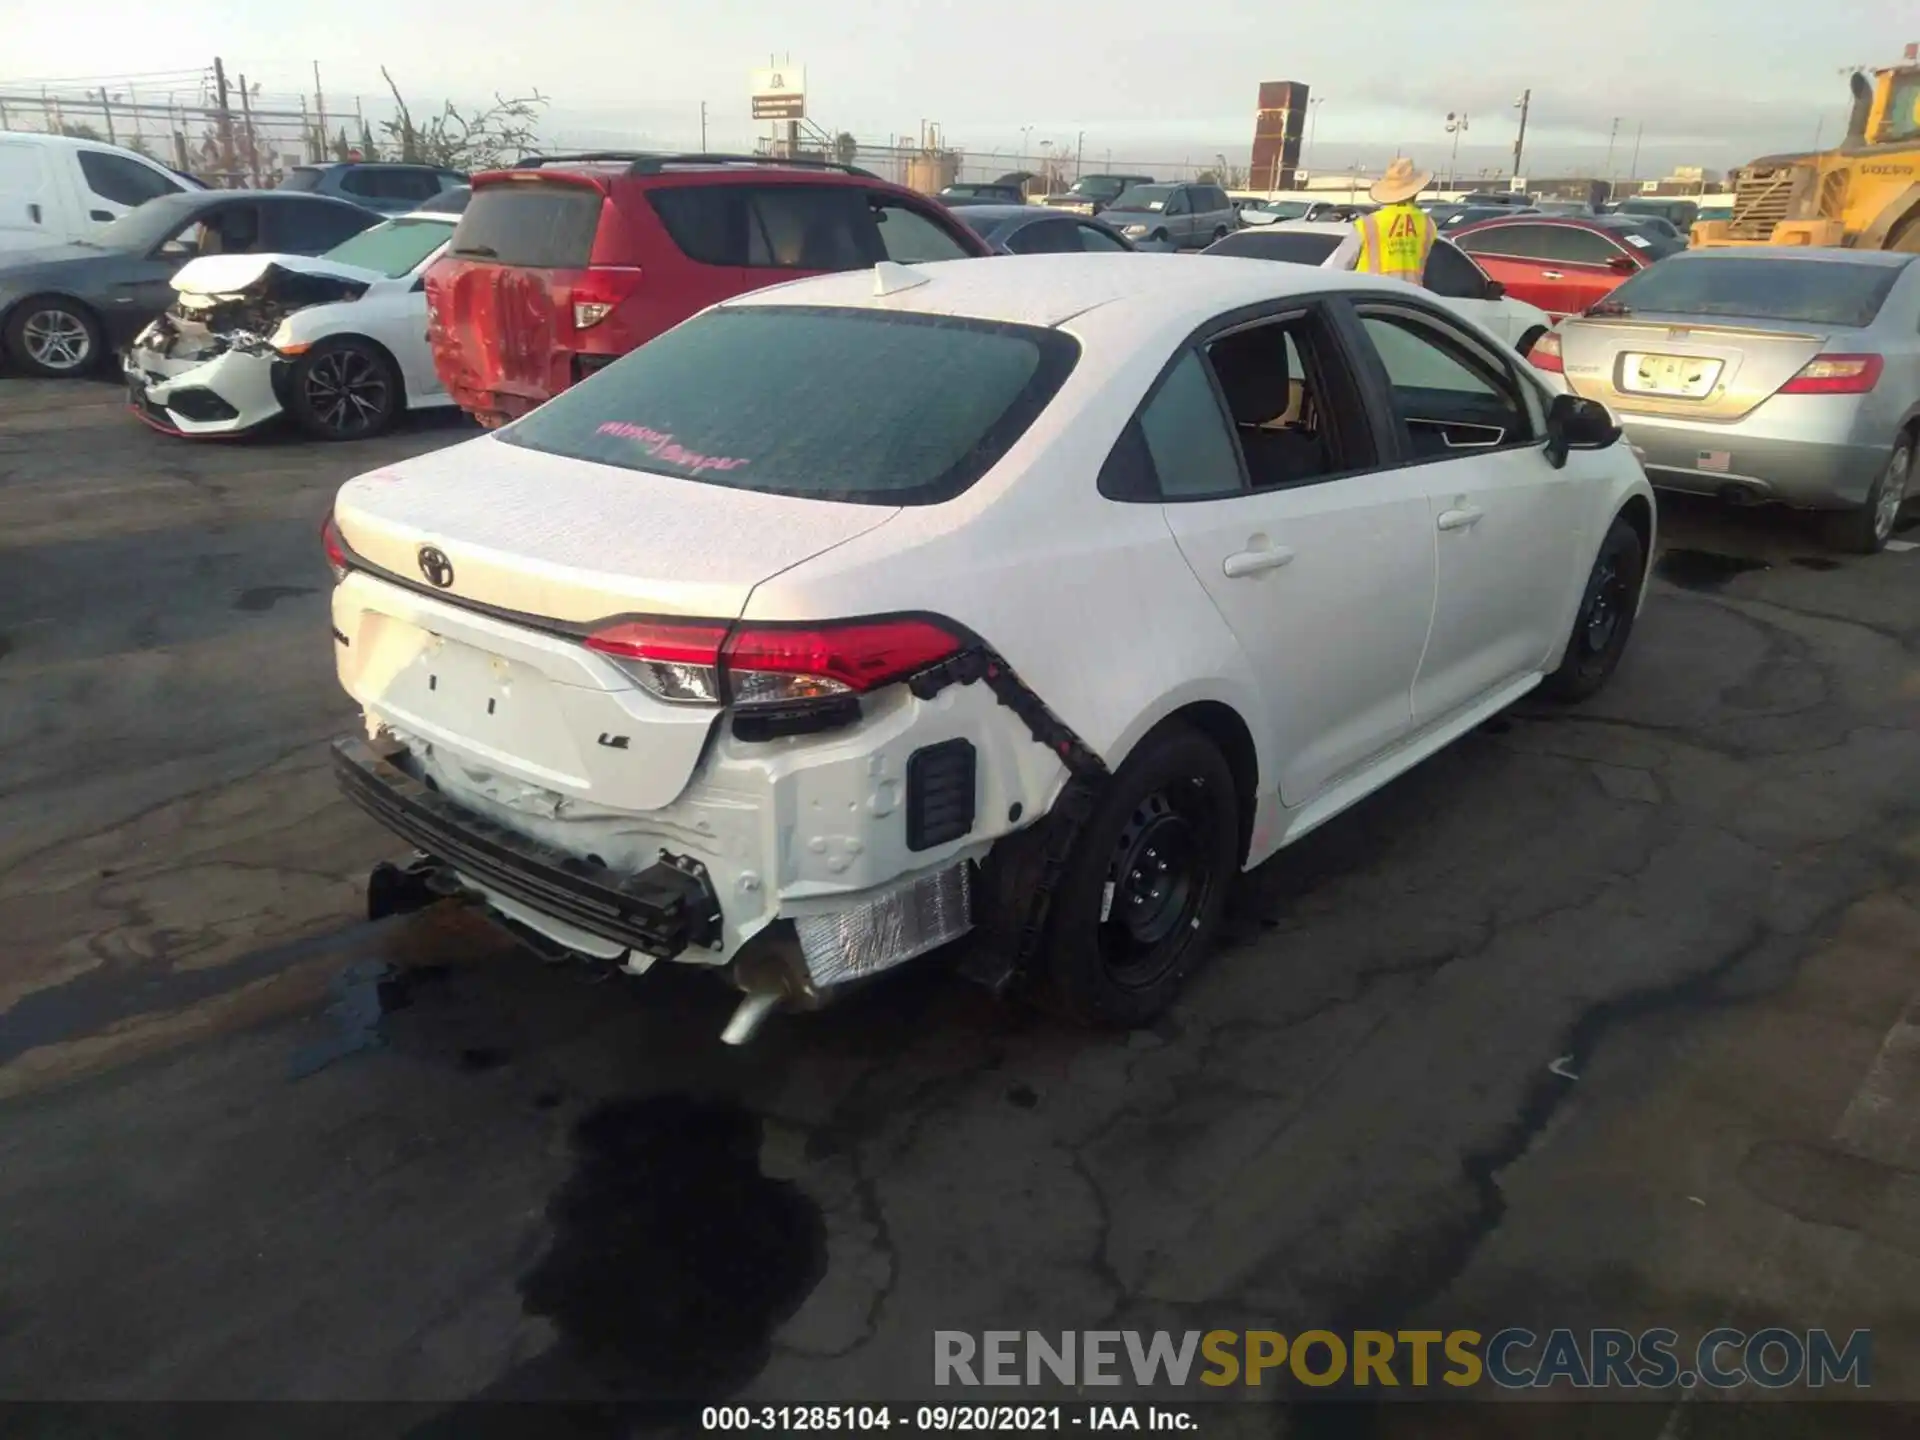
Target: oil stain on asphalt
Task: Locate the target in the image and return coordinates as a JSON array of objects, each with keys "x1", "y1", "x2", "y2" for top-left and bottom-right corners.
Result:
[
  {"x1": 466, "y1": 1094, "x2": 829, "y2": 1409},
  {"x1": 1654, "y1": 549, "x2": 1771, "y2": 591}
]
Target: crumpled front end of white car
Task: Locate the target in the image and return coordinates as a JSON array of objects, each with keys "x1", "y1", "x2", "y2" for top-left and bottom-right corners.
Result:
[{"x1": 125, "y1": 259, "x2": 371, "y2": 436}]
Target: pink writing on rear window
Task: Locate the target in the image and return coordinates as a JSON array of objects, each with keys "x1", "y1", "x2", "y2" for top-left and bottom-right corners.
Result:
[{"x1": 595, "y1": 421, "x2": 751, "y2": 474}]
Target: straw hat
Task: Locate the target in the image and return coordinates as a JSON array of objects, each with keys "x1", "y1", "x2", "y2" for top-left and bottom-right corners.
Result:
[{"x1": 1370, "y1": 157, "x2": 1434, "y2": 205}]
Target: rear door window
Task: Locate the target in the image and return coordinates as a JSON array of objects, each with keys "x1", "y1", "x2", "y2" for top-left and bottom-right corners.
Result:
[
  {"x1": 1455, "y1": 223, "x2": 1556, "y2": 259},
  {"x1": 448, "y1": 182, "x2": 603, "y2": 266},
  {"x1": 1006, "y1": 218, "x2": 1081, "y2": 255},
  {"x1": 280, "y1": 167, "x2": 324, "y2": 192},
  {"x1": 1538, "y1": 226, "x2": 1626, "y2": 265},
  {"x1": 266, "y1": 198, "x2": 370, "y2": 252},
  {"x1": 650, "y1": 184, "x2": 881, "y2": 270},
  {"x1": 873, "y1": 200, "x2": 973, "y2": 261},
  {"x1": 497, "y1": 306, "x2": 1079, "y2": 505}
]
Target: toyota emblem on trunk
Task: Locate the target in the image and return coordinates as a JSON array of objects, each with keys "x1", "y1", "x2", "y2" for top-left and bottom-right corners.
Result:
[{"x1": 417, "y1": 546, "x2": 455, "y2": 588}]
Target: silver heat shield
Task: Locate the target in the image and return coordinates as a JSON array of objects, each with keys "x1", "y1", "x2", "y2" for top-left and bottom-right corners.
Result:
[{"x1": 795, "y1": 863, "x2": 973, "y2": 988}]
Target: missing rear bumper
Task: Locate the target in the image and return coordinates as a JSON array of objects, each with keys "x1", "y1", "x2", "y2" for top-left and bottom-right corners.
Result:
[{"x1": 333, "y1": 736, "x2": 722, "y2": 961}]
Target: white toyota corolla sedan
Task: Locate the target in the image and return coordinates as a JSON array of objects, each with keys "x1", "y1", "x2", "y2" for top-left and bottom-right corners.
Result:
[{"x1": 325, "y1": 254, "x2": 1655, "y2": 1042}]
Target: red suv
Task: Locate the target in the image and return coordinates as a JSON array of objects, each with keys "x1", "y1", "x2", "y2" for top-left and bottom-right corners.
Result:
[
  {"x1": 1447, "y1": 215, "x2": 1684, "y2": 320},
  {"x1": 425, "y1": 152, "x2": 994, "y2": 426}
]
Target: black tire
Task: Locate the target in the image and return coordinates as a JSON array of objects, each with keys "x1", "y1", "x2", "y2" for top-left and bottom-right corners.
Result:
[
  {"x1": 3, "y1": 295, "x2": 103, "y2": 378},
  {"x1": 1516, "y1": 325, "x2": 1547, "y2": 358},
  {"x1": 1151, "y1": 229, "x2": 1169, "y2": 246},
  {"x1": 288, "y1": 337, "x2": 401, "y2": 440},
  {"x1": 1824, "y1": 434, "x2": 1912, "y2": 556},
  {"x1": 1034, "y1": 723, "x2": 1239, "y2": 1028},
  {"x1": 1212, "y1": 225, "x2": 1229, "y2": 241},
  {"x1": 1543, "y1": 513, "x2": 1645, "y2": 703}
]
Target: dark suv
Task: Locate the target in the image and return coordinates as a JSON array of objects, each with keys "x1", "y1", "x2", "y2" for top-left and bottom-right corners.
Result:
[
  {"x1": 281, "y1": 162, "x2": 469, "y2": 215},
  {"x1": 424, "y1": 152, "x2": 994, "y2": 426}
]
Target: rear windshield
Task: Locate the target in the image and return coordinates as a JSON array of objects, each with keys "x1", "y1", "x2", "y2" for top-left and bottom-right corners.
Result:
[
  {"x1": 447, "y1": 181, "x2": 602, "y2": 267},
  {"x1": 1206, "y1": 231, "x2": 1343, "y2": 264},
  {"x1": 323, "y1": 216, "x2": 456, "y2": 276},
  {"x1": 497, "y1": 306, "x2": 1079, "y2": 505},
  {"x1": 1107, "y1": 185, "x2": 1174, "y2": 212},
  {"x1": 1254, "y1": 201, "x2": 1310, "y2": 219},
  {"x1": 281, "y1": 167, "x2": 323, "y2": 192},
  {"x1": 1603, "y1": 256, "x2": 1900, "y2": 326}
]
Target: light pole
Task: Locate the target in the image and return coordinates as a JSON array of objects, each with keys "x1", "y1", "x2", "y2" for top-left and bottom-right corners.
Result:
[
  {"x1": 1020, "y1": 124, "x2": 1033, "y2": 171},
  {"x1": 1445, "y1": 111, "x2": 1468, "y2": 188},
  {"x1": 1307, "y1": 96, "x2": 1325, "y2": 172},
  {"x1": 1604, "y1": 115, "x2": 1621, "y2": 182},
  {"x1": 1512, "y1": 89, "x2": 1531, "y2": 182}
]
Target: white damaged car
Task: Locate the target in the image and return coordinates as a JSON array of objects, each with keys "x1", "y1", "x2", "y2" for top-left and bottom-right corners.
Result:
[
  {"x1": 124, "y1": 210, "x2": 458, "y2": 440},
  {"x1": 326, "y1": 254, "x2": 1654, "y2": 1043}
]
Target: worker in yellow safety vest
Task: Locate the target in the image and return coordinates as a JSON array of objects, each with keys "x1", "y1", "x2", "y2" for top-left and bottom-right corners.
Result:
[{"x1": 1354, "y1": 156, "x2": 1436, "y2": 284}]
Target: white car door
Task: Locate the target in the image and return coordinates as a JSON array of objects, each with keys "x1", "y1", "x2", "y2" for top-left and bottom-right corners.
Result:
[
  {"x1": 1133, "y1": 305, "x2": 1437, "y2": 806},
  {"x1": 1342, "y1": 299, "x2": 1583, "y2": 727}
]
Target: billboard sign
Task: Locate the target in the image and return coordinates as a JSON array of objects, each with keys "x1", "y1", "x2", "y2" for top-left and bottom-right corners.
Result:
[
  {"x1": 751, "y1": 67, "x2": 806, "y2": 121},
  {"x1": 1251, "y1": 81, "x2": 1310, "y2": 192}
]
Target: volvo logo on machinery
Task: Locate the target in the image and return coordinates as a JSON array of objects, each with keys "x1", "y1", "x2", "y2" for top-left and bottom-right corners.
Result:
[{"x1": 417, "y1": 546, "x2": 455, "y2": 589}]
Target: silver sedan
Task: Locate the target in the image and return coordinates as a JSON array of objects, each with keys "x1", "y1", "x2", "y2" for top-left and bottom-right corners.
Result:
[{"x1": 1541, "y1": 247, "x2": 1920, "y2": 552}]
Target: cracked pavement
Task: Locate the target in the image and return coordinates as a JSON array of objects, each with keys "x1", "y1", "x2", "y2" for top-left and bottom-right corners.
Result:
[{"x1": 3, "y1": 375, "x2": 1920, "y2": 1430}]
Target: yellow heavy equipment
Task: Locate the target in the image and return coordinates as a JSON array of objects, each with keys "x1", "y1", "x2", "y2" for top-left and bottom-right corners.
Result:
[{"x1": 1693, "y1": 60, "x2": 1920, "y2": 251}]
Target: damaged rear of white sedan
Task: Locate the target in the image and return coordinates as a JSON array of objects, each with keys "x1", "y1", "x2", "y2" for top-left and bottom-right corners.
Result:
[
  {"x1": 125, "y1": 211, "x2": 457, "y2": 440},
  {"x1": 327, "y1": 254, "x2": 1655, "y2": 1043}
]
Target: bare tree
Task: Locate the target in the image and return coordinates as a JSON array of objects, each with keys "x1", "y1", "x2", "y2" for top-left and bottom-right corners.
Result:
[
  {"x1": 833, "y1": 131, "x2": 858, "y2": 167},
  {"x1": 380, "y1": 67, "x2": 548, "y2": 170}
]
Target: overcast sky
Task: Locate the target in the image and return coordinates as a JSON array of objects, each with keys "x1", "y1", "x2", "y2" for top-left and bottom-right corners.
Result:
[{"x1": 2, "y1": 0, "x2": 1913, "y2": 175}]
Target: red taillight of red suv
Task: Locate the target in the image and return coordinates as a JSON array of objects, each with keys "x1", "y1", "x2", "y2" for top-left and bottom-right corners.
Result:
[
  {"x1": 1778, "y1": 353, "x2": 1883, "y2": 396},
  {"x1": 568, "y1": 266, "x2": 644, "y2": 332},
  {"x1": 586, "y1": 616, "x2": 965, "y2": 709}
]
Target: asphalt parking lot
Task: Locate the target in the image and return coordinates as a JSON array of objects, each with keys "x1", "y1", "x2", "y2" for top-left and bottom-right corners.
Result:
[{"x1": 3, "y1": 374, "x2": 1920, "y2": 1434}]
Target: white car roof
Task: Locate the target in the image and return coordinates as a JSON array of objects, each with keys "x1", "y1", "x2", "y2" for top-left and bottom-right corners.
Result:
[
  {"x1": 1256, "y1": 220, "x2": 1360, "y2": 238},
  {"x1": 721, "y1": 252, "x2": 1411, "y2": 330}
]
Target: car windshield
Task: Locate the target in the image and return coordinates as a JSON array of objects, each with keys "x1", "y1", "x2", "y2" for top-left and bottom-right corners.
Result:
[
  {"x1": 94, "y1": 193, "x2": 208, "y2": 252},
  {"x1": 1254, "y1": 200, "x2": 1310, "y2": 219},
  {"x1": 1206, "y1": 231, "x2": 1344, "y2": 264},
  {"x1": 1107, "y1": 185, "x2": 1174, "y2": 213},
  {"x1": 1069, "y1": 178, "x2": 1128, "y2": 198},
  {"x1": 1601, "y1": 256, "x2": 1903, "y2": 326},
  {"x1": 322, "y1": 216, "x2": 456, "y2": 276},
  {"x1": 497, "y1": 306, "x2": 1080, "y2": 506}
]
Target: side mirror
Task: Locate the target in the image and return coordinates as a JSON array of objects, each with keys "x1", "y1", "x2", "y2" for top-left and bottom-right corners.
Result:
[
  {"x1": 1544, "y1": 392, "x2": 1621, "y2": 468},
  {"x1": 1483, "y1": 279, "x2": 1506, "y2": 300},
  {"x1": 1607, "y1": 253, "x2": 1637, "y2": 274}
]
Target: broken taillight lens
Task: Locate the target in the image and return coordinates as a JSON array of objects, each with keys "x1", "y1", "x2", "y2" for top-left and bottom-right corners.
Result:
[
  {"x1": 322, "y1": 511, "x2": 348, "y2": 581},
  {"x1": 1527, "y1": 331, "x2": 1565, "y2": 374},
  {"x1": 584, "y1": 616, "x2": 964, "y2": 709},
  {"x1": 569, "y1": 267, "x2": 642, "y2": 332}
]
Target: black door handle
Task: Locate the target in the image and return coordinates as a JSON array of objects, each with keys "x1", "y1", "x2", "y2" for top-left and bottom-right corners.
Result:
[
  {"x1": 90, "y1": 209, "x2": 113, "y2": 222},
  {"x1": 28, "y1": 203, "x2": 41, "y2": 224}
]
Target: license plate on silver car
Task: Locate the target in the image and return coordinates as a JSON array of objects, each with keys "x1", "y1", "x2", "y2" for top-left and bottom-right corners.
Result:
[{"x1": 1620, "y1": 352, "x2": 1722, "y2": 399}]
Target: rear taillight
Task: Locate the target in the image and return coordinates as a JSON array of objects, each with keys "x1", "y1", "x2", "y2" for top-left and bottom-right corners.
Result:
[
  {"x1": 1528, "y1": 330, "x2": 1564, "y2": 373},
  {"x1": 1778, "y1": 353, "x2": 1882, "y2": 395},
  {"x1": 569, "y1": 267, "x2": 642, "y2": 332},
  {"x1": 322, "y1": 511, "x2": 348, "y2": 581},
  {"x1": 584, "y1": 616, "x2": 964, "y2": 709}
]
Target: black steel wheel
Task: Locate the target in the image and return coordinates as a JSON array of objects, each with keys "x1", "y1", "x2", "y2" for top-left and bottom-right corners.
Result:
[
  {"x1": 290, "y1": 339, "x2": 400, "y2": 440},
  {"x1": 1035, "y1": 723, "x2": 1239, "y2": 1027},
  {"x1": 1543, "y1": 513, "x2": 1645, "y2": 702}
]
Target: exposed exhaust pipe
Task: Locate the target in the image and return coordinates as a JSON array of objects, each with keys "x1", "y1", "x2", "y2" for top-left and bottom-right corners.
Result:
[{"x1": 1845, "y1": 72, "x2": 1874, "y2": 146}]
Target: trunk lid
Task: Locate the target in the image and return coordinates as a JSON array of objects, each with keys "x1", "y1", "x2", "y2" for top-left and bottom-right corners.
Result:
[
  {"x1": 1558, "y1": 313, "x2": 1831, "y2": 422},
  {"x1": 333, "y1": 436, "x2": 900, "y2": 812}
]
